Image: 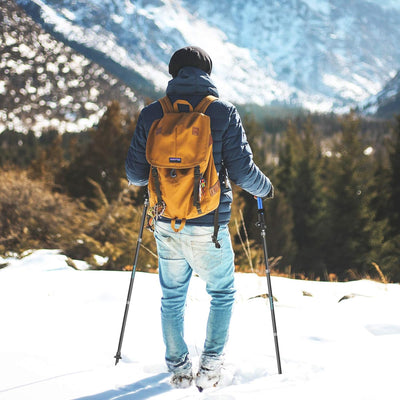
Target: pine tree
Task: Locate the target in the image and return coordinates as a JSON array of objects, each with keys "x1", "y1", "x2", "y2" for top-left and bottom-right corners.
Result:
[
  {"x1": 264, "y1": 189, "x2": 297, "y2": 273},
  {"x1": 369, "y1": 116, "x2": 400, "y2": 282},
  {"x1": 274, "y1": 119, "x2": 326, "y2": 277},
  {"x1": 59, "y1": 101, "x2": 135, "y2": 208},
  {"x1": 324, "y1": 114, "x2": 374, "y2": 278},
  {"x1": 388, "y1": 116, "x2": 400, "y2": 237},
  {"x1": 290, "y1": 119, "x2": 325, "y2": 277},
  {"x1": 242, "y1": 113, "x2": 264, "y2": 168},
  {"x1": 275, "y1": 120, "x2": 301, "y2": 198}
]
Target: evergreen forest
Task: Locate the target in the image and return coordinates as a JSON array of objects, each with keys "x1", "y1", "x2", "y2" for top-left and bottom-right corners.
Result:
[{"x1": 1, "y1": 101, "x2": 399, "y2": 282}]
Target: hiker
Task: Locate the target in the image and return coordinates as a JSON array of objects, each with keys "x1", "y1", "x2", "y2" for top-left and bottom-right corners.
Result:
[{"x1": 125, "y1": 46, "x2": 273, "y2": 390}]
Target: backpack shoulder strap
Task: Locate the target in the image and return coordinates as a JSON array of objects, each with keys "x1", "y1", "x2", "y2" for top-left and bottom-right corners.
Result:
[
  {"x1": 194, "y1": 95, "x2": 218, "y2": 114},
  {"x1": 158, "y1": 96, "x2": 174, "y2": 114}
]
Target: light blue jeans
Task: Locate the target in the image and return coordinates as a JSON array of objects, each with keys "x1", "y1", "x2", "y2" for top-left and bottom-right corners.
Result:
[{"x1": 154, "y1": 220, "x2": 236, "y2": 373}]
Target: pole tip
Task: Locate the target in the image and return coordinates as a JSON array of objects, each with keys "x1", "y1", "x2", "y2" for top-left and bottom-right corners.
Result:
[{"x1": 114, "y1": 353, "x2": 121, "y2": 366}]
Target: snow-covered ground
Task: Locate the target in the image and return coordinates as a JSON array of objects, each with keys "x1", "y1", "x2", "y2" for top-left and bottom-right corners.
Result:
[{"x1": 1, "y1": 249, "x2": 399, "y2": 400}]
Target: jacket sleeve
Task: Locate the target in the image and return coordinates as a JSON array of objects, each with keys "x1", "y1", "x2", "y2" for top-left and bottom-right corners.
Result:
[
  {"x1": 222, "y1": 105, "x2": 272, "y2": 198},
  {"x1": 125, "y1": 112, "x2": 150, "y2": 186}
]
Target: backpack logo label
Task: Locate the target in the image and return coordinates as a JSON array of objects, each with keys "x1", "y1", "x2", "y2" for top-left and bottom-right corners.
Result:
[
  {"x1": 169, "y1": 157, "x2": 181, "y2": 163},
  {"x1": 209, "y1": 180, "x2": 220, "y2": 196}
]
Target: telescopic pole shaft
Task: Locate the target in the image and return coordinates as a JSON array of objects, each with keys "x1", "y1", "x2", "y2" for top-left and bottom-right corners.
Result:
[
  {"x1": 256, "y1": 197, "x2": 282, "y2": 374},
  {"x1": 114, "y1": 195, "x2": 149, "y2": 365}
]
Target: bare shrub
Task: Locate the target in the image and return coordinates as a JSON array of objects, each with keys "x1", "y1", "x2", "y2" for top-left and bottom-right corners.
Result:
[
  {"x1": 68, "y1": 181, "x2": 157, "y2": 271},
  {"x1": 0, "y1": 168, "x2": 86, "y2": 254}
]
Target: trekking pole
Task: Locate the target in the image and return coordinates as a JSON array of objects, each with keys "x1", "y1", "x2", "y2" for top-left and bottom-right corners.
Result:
[
  {"x1": 255, "y1": 197, "x2": 282, "y2": 374},
  {"x1": 114, "y1": 191, "x2": 149, "y2": 365}
]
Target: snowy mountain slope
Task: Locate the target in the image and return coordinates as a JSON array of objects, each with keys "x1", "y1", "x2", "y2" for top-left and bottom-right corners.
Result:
[
  {"x1": 1, "y1": 249, "x2": 400, "y2": 399},
  {"x1": 15, "y1": 0, "x2": 400, "y2": 113},
  {"x1": 183, "y1": 0, "x2": 400, "y2": 102},
  {"x1": 362, "y1": 71, "x2": 400, "y2": 118}
]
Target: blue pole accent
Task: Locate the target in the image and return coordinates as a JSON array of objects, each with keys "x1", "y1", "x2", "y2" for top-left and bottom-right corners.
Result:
[{"x1": 257, "y1": 197, "x2": 263, "y2": 210}]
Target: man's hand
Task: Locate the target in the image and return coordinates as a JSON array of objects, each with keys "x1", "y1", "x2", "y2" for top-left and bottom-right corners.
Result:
[
  {"x1": 264, "y1": 184, "x2": 274, "y2": 200},
  {"x1": 254, "y1": 184, "x2": 274, "y2": 202}
]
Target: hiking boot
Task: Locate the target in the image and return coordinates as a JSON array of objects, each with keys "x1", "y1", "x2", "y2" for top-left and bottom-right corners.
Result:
[
  {"x1": 168, "y1": 354, "x2": 193, "y2": 389},
  {"x1": 170, "y1": 371, "x2": 194, "y2": 388},
  {"x1": 195, "y1": 354, "x2": 223, "y2": 392}
]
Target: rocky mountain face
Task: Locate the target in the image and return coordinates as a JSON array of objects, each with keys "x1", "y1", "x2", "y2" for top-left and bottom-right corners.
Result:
[
  {"x1": 0, "y1": 0, "x2": 142, "y2": 135},
  {"x1": 14, "y1": 0, "x2": 400, "y2": 114}
]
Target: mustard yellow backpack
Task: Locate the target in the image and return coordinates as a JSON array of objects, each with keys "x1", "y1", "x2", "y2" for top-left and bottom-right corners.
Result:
[{"x1": 146, "y1": 95, "x2": 221, "y2": 237}]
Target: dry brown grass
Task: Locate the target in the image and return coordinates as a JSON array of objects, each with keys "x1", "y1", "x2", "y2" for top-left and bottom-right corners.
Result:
[
  {"x1": 371, "y1": 262, "x2": 388, "y2": 285},
  {"x1": 234, "y1": 209, "x2": 254, "y2": 273}
]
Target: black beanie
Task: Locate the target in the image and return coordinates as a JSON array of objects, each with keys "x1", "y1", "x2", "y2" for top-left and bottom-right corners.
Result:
[{"x1": 168, "y1": 46, "x2": 212, "y2": 78}]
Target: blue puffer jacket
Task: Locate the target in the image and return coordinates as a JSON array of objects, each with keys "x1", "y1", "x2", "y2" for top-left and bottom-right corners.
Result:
[{"x1": 125, "y1": 66, "x2": 272, "y2": 226}]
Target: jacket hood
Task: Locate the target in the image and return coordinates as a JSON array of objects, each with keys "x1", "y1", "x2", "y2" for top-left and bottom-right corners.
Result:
[{"x1": 166, "y1": 66, "x2": 219, "y2": 97}]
